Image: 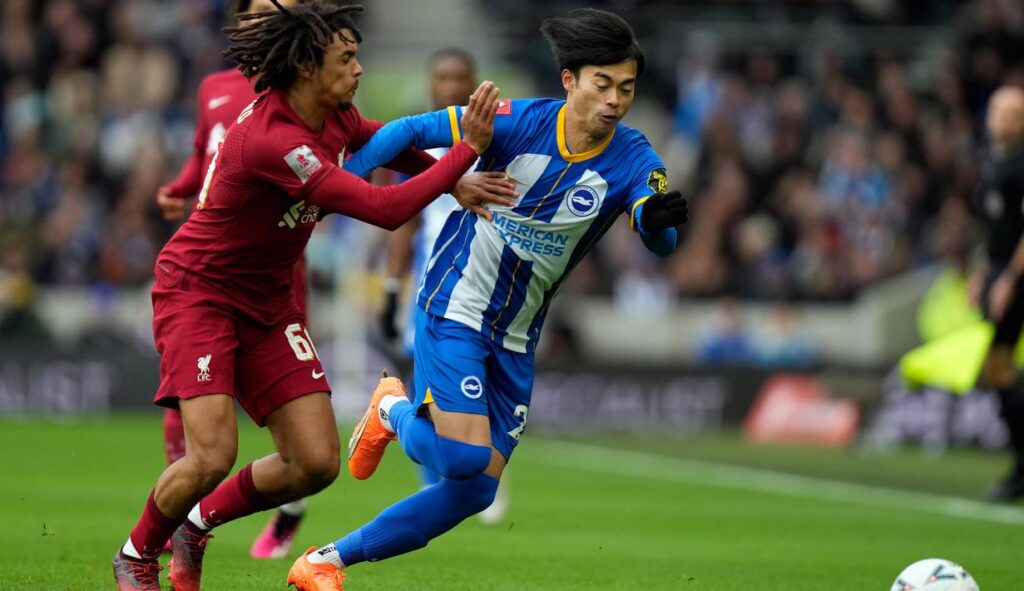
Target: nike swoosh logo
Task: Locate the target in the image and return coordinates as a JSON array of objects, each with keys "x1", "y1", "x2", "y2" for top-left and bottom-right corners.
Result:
[
  {"x1": 208, "y1": 95, "x2": 231, "y2": 110},
  {"x1": 312, "y1": 369, "x2": 325, "y2": 379},
  {"x1": 348, "y1": 410, "x2": 370, "y2": 459}
]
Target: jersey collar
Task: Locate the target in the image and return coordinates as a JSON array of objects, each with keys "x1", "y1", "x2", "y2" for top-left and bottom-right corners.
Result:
[{"x1": 557, "y1": 104, "x2": 615, "y2": 163}]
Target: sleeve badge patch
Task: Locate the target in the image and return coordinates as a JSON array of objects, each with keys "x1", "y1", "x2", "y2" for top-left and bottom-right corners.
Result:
[
  {"x1": 647, "y1": 168, "x2": 669, "y2": 194},
  {"x1": 284, "y1": 145, "x2": 323, "y2": 184}
]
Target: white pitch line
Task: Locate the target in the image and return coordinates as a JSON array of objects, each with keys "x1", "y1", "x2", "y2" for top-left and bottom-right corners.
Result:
[{"x1": 533, "y1": 439, "x2": 1024, "y2": 526}]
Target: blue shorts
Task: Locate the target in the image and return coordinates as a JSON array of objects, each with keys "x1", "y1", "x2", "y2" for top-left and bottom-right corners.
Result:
[{"x1": 412, "y1": 308, "x2": 534, "y2": 460}]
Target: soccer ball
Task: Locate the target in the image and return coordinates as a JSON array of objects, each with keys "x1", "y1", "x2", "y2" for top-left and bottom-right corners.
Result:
[{"x1": 891, "y1": 558, "x2": 979, "y2": 591}]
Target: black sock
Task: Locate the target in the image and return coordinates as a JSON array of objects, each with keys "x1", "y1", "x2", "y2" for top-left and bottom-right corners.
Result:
[{"x1": 273, "y1": 509, "x2": 303, "y2": 538}]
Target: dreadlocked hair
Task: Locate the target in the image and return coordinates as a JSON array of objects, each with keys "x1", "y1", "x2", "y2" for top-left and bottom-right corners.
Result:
[{"x1": 223, "y1": 0, "x2": 363, "y2": 92}]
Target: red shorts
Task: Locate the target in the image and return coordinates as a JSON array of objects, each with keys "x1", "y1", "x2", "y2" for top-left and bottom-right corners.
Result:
[{"x1": 152, "y1": 278, "x2": 329, "y2": 427}]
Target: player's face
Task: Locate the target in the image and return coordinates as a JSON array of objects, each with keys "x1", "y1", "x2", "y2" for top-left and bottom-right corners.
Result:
[
  {"x1": 315, "y1": 31, "x2": 363, "y2": 110},
  {"x1": 987, "y1": 89, "x2": 1024, "y2": 144},
  {"x1": 430, "y1": 55, "x2": 475, "y2": 110},
  {"x1": 563, "y1": 59, "x2": 637, "y2": 138}
]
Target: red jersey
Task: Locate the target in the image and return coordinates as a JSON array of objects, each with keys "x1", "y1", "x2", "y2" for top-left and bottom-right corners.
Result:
[
  {"x1": 165, "y1": 68, "x2": 256, "y2": 197},
  {"x1": 160, "y1": 69, "x2": 317, "y2": 314},
  {"x1": 156, "y1": 88, "x2": 477, "y2": 326}
]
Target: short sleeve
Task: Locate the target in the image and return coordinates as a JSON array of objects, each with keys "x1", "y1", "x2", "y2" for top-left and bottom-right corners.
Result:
[{"x1": 244, "y1": 133, "x2": 337, "y2": 199}]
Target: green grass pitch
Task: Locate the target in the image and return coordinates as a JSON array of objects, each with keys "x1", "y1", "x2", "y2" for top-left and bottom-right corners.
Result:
[{"x1": 1, "y1": 415, "x2": 1022, "y2": 590}]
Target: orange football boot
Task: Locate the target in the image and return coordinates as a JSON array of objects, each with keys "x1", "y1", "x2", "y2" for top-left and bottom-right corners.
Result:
[
  {"x1": 287, "y1": 547, "x2": 346, "y2": 591},
  {"x1": 347, "y1": 374, "x2": 404, "y2": 480}
]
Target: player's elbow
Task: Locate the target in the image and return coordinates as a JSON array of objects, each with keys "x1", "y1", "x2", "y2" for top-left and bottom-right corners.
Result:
[
  {"x1": 371, "y1": 217, "x2": 402, "y2": 232},
  {"x1": 377, "y1": 208, "x2": 416, "y2": 232}
]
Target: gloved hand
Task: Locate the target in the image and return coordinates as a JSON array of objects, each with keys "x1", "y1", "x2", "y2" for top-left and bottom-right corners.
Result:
[
  {"x1": 639, "y1": 190, "x2": 689, "y2": 234},
  {"x1": 380, "y1": 283, "x2": 400, "y2": 343}
]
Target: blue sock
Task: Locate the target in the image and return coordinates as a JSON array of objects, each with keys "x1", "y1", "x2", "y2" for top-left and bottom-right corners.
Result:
[
  {"x1": 333, "y1": 472, "x2": 499, "y2": 567},
  {"x1": 388, "y1": 400, "x2": 492, "y2": 480}
]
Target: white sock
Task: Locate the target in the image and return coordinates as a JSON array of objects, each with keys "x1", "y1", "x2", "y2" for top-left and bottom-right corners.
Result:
[
  {"x1": 121, "y1": 538, "x2": 142, "y2": 559},
  {"x1": 188, "y1": 504, "x2": 210, "y2": 530},
  {"x1": 278, "y1": 498, "x2": 308, "y2": 516},
  {"x1": 307, "y1": 543, "x2": 344, "y2": 569},
  {"x1": 378, "y1": 395, "x2": 406, "y2": 433}
]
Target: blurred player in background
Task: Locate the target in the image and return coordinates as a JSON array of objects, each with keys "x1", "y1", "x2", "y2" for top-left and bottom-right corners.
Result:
[
  {"x1": 112, "y1": 1, "x2": 504, "y2": 589},
  {"x1": 287, "y1": 9, "x2": 689, "y2": 589},
  {"x1": 155, "y1": 0, "x2": 311, "y2": 561},
  {"x1": 379, "y1": 47, "x2": 510, "y2": 525},
  {"x1": 970, "y1": 85, "x2": 1024, "y2": 501}
]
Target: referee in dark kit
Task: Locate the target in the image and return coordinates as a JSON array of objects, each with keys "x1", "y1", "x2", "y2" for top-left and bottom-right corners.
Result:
[{"x1": 972, "y1": 85, "x2": 1024, "y2": 501}]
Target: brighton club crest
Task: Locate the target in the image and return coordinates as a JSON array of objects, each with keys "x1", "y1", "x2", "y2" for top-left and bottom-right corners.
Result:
[{"x1": 564, "y1": 184, "x2": 600, "y2": 217}]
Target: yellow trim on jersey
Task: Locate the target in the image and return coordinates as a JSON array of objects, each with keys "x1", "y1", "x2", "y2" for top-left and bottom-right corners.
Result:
[
  {"x1": 556, "y1": 104, "x2": 615, "y2": 162},
  {"x1": 424, "y1": 266, "x2": 454, "y2": 312},
  {"x1": 527, "y1": 163, "x2": 572, "y2": 219},
  {"x1": 447, "y1": 106, "x2": 461, "y2": 144},
  {"x1": 424, "y1": 387, "x2": 435, "y2": 405},
  {"x1": 630, "y1": 195, "x2": 651, "y2": 232}
]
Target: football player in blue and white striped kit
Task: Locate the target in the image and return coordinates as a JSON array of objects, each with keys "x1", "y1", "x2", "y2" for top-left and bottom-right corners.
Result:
[
  {"x1": 379, "y1": 47, "x2": 512, "y2": 524},
  {"x1": 288, "y1": 9, "x2": 689, "y2": 586}
]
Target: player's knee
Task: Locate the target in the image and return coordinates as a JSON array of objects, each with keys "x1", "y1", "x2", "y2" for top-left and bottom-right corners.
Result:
[
  {"x1": 436, "y1": 436, "x2": 491, "y2": 480},
  {"x1": 443, "y1": 472, "x2": 499, "y2": 516},
  {"x1": 190, "y1": 451, "x2": 236, "y2": 491},
  {"x1": 294, "y1": 448, "x2": 340, "y2": 492},
  {"x1": 185, "y1": 430, "x2": 237, "y2": 477}
]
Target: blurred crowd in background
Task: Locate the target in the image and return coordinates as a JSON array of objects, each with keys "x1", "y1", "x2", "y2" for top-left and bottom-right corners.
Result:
[
  {"x1": 1, "y1": 0, "x2": 241, "y2": 334},
  {"x1": 2, "y1": 0, "x2": 1024, "y2": 333}
]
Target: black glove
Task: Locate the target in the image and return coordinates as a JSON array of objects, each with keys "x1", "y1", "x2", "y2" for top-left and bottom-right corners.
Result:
[
  {"x1": 639, "y1": 190, "x2": 689, "y2": 233},
  {"x1": 380, "y1": 286, "x2": 400, "y2": 343}
]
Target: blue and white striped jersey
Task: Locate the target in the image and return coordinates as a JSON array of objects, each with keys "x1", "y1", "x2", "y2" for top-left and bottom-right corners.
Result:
[
  {"x1": 403, "y1": 147, "x2": 460, "y2": 353},
  {"x1": 346, "y1": 98, "x2": 670, "y2": 353}
]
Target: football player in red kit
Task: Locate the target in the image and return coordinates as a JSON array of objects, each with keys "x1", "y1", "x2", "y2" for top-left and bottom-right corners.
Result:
[
  {"x1": 155, "y1": 0, "x2": 312, "y2": 561},
  {"x1": 112, "y1": 2, "x2": 504, "y2": 590}
]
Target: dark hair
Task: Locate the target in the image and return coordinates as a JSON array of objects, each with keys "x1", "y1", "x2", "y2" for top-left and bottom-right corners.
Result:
[
  {"x1": 232, "y1": 0, "x2": 254, "y2": 15},
  {"x1": 223, "y1": 0, "x2": 363, "y2": 92},
  {"x1": 540, "y1": 8, "x2": 645, "y2": 78},
  {"x1": 428, "y1": 47, "x2": 476, "y2": 74}
]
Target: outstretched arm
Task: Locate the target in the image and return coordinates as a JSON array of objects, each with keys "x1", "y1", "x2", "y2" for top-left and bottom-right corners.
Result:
[
  {"x1": 309, "y1": 143, "x2": 479, "y2": 231},
  {"x1": 349, "y1": 117, "x2": 439, "y2": 178},
  {"x1": 344, "y1": 108, "x2": 459, "y2": 179},
  {"x1": 306, "y1": 82, "x2": 503, "y2": 230}
]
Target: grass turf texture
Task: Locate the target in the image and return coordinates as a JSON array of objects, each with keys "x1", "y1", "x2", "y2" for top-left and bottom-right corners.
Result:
[{"x1": 1, "y1": 415, "x2": 1021, "y2": 590}]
